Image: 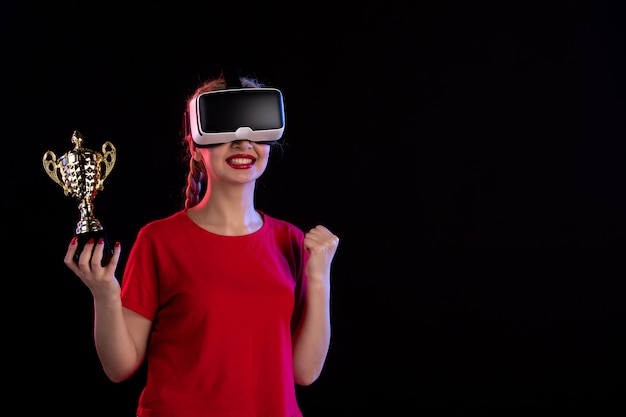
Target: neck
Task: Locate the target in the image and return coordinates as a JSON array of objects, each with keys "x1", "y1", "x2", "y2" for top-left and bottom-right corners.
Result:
[{"x1": 186, "y1": 182, "x2": 262, "y2": 235}]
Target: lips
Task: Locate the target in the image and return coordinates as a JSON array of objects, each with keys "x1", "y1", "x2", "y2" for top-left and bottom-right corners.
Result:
[{"x1": 226, "y1": 154, "x2": 256, "y2": 169}]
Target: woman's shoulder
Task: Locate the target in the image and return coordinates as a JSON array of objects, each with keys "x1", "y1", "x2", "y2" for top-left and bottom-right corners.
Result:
[
  {"x1": 260, "y1": 211, "x2": 305, "y2": 237},
  {"x1": 138, "y1": 210, "x2": 189, "y2": 236}
]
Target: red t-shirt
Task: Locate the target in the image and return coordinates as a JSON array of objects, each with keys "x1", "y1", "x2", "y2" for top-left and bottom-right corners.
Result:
[{"x1": 120, "y1": 210, "x2": 308, "y2": 417}]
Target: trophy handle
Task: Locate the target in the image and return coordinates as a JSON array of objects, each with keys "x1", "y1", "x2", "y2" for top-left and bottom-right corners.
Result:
[
  {"x1": 98, "y1": 141, "x2": 117, "y2": 188},
  {"x1": 42, "y1": 150, "x2": 69, "y2": 193}
]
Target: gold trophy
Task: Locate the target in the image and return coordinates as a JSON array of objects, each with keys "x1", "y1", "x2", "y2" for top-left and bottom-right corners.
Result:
[{"x1": 43, "y1": 130, "x2": 117, "y2": 265}]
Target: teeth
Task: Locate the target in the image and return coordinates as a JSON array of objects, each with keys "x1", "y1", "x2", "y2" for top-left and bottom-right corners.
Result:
[{"x1": 229, "y1": 158, "x2": 253, "y2": 165}]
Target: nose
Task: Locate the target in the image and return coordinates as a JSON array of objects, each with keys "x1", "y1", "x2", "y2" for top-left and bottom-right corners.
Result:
[{"x1": 232, "y1": 140, "x2": 253, "y2": 149}]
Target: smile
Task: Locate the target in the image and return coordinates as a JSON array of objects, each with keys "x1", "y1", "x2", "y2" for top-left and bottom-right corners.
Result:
[{"x1": 227, "y1": 157, "x2": 254, "y2": 165}]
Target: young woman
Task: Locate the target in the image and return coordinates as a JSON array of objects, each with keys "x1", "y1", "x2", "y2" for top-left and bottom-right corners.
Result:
[{"x1": 64, "y1": 71, "x2": 339, "y2": 417}]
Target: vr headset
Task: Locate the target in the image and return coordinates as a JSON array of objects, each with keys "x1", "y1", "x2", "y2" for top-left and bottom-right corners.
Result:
[{"x1": 184, "y1": 72, "x2": 285, "y2": 147}]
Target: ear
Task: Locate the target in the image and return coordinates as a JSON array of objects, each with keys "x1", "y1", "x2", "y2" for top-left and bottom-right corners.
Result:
[{"x1": 190, "y1": 144, "x2": 202, "y2": 161}]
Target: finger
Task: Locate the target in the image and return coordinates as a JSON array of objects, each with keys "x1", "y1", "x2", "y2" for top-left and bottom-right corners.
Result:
[
  {"x1": 304, "y1": 226, "x2": 339, "y2": 253},
  {"x1": 307, "y1": 225, "x2": 338, "y2": 244},
  {"x1": 77, "y1": 238, "x2": 95, "y2": 269},
  {"x1": 105, "y1": 241, "x2": 122, "y2": 271},
  {"x1": 64, "y1": 236, "x2": 79, "y2": 270},
  {"x1": 90, "y1": 237, "x2": 105, "y2": 268}
]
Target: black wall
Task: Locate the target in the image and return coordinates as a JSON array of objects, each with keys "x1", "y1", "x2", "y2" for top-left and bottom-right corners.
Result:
[{"x1": 5, "y1": 1, "x2": 625, "y2": 415}]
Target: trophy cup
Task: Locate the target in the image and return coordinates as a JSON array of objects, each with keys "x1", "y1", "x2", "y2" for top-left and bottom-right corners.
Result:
[{"x1": 43, "y1": 130, "x2": 117, "y2": 265}]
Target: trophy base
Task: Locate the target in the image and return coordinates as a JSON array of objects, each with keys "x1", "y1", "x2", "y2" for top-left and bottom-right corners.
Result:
[{"x1": 73, "y1": 229, "x2": 114, "y2": 266}]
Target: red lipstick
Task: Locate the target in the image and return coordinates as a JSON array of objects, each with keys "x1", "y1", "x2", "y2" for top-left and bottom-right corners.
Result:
[{"x1": 226, "y1": 154, "x2": 256, "y2": 169}]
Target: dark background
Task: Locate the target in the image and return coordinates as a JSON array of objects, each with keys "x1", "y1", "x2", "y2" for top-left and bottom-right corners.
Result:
[{"x1": 5, "y1": 1, "x2": 625, "y2": 415}]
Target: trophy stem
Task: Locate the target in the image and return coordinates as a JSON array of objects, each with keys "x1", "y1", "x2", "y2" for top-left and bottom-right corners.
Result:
[
  {"x1": 74, "y1": 199, "x2": 113, "y2": 266},
  {"x1": 77, "y1": 199, "x2": 103, "y2": 234}
]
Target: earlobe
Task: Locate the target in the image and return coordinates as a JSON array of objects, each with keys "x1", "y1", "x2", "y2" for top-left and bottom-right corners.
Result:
[{"x1": 192, "y1": 149, "x2": 202, "y2": 161}]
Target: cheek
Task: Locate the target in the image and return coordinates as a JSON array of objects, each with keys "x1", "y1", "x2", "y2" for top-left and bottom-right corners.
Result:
[
  {"x1": 256, "y1": 146, "x2": 271, "y2": 166},
  {"x1": 257, "y1": 155, "x2": 269, "y2": 171}
]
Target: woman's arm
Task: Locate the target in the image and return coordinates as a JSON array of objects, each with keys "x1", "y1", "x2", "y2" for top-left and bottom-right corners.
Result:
[
  {"x1": 64, "y1": 238, "x2": 151, "y2": 382},
  {"x1": 292, "y1": 225, "x2": 338, "y2": 386}
]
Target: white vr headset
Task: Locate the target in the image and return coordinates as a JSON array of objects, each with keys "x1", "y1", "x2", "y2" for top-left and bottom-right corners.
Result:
[{"x1": 185, "y1": 87, "x2": 286, "y2": 147}]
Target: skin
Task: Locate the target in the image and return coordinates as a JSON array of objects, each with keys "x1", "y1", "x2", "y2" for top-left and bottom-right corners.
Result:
[{"x1": 64, "y1": 139, "x2": 339, "y2": 387}]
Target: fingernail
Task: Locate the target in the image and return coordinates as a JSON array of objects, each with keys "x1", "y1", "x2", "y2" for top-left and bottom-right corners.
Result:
[
  {"x1": 70, "y1": 236, "x2": 78, "y2": 245},
  {"x1": 87, "y1": 238, "x2": 94, "y2": 245},
  {"x1": 115, "y1": 241, "x2": 121, "y2": 248},
  {"x1": 98, "y1": 238, "x2": 104, "y2": 245}
]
